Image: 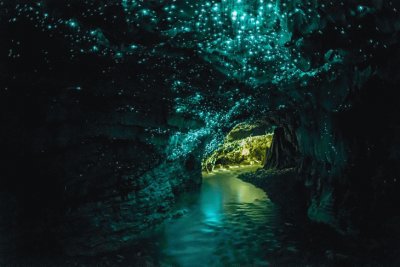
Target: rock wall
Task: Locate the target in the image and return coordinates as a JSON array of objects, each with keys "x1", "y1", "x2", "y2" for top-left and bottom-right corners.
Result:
[
  {"x1": 0, "y1": 80, "x2": 204, "y2": 258},
  {"x1": 259, "y1": 0, "x2": 400, "y2": 236},
  {"x1": 0, "y1": 0, "x2": 260, "y2": 259},
  {"x1": 0, "y1": 1, "x2": 207, "y2": 258}
]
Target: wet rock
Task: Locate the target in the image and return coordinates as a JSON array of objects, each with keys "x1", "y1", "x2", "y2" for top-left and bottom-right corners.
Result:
[
  {"x1": 264, "y1": 127, "x2": 298, "y2": 170},
  {"x1": 239, "y1": 168, "x2": 307, "y2": 220}
]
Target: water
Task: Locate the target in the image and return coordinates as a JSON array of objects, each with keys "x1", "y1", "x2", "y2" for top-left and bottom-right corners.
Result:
[
  {"x1": 10, "y1": 166, "x2": 332, "y2": 266},
  {"x1": 7, "y1": 166, "x2": 387, "y2": 266},
  {"x1": 143, "y1": 166, "x2": 302, "y2": 267}
]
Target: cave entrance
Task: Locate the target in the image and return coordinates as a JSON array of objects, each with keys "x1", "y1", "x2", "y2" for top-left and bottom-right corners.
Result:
[
  {"x1": 163, "y1": 123, "x2": 281, "y2": 267},
  {"x1": 156, "y1": 122, "x2": 293, "y2": 266},
  {"x1": 202, "y1": 121, "x2": 274, "y2": 173}
]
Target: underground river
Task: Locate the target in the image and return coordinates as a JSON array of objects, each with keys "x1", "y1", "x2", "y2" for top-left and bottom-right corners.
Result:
[
  {"x1": 14, "y1": 166, "x2": 388, "y2": 266},
  {"x1": 120, "y1": 166, "x2": 314, "y2": 266},
  {"x1": 161, "y1": 166, "x2": 280, "y2": 266}
]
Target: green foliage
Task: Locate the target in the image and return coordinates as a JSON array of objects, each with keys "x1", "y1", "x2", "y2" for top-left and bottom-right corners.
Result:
[{"x1": 203, "y1": 128, "x2": 273, "y2": 171}]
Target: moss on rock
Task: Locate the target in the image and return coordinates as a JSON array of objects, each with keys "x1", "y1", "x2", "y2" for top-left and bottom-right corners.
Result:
[
  {"x1": 203, "y1": 124, "x2": 273, "y2": 171},
  {"x1": 225, "y1": 121, "x2": 272, "y2": 142}
]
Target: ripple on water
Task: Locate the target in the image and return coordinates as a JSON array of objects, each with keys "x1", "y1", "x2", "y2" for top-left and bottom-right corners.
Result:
[{"x1": 156, "y1": 167, "x2": 297, "y2": 266}]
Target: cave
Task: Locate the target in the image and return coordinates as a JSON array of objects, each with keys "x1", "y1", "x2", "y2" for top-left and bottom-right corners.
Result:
[{"x1": 1, "y1": 0, "x2": 400, "y2": 266}]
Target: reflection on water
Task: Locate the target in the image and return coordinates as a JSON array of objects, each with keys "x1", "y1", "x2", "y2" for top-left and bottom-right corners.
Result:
[
  {"x1": 157, "y1": 166, "x2": 289, "y2": 266},
  {"x1": 7, "y1": 166, "x2": 384, "y2": 266}
]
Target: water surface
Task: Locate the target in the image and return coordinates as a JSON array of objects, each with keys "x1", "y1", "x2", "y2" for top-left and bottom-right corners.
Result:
[
  {"x1": 10, "y1": 166, "x2": 380, "y2": 266},
  {"x1": 153, "y1": 166, "x2": 298, "y2": 266}
]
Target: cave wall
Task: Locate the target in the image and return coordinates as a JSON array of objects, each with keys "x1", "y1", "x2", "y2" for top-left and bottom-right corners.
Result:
[
  {"x1": 1, "y1": 0, "x2": 263, "y2": 258},
  {"x1": 263, "y1": 0, "x2": 400, "y2": 235},
  {"x1": 0, "y1": 2, "x2": 206, "y2": 257},
  {"x1": 0, "y1": 55, "x2": 204, "y2": 257}
]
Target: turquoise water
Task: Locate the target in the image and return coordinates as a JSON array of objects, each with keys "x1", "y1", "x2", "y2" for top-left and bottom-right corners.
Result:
[
  {"x1": 12, "y1": 166, "x2": 335, "y2": 266},
  {"x1": 149, "y1": 166, "x2": 299, "y2": 266},
  {"x1": 7, "y1": 166, "x2": 382, "y2": 266}
]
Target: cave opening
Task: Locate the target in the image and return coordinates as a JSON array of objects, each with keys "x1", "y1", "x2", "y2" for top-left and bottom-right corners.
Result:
[
  {"x1": 201, "y1": 121, "x2": 275, "y2": 173},
  {"x1": 158, "y1": 121, "x2": 286, "y2": 267}
]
